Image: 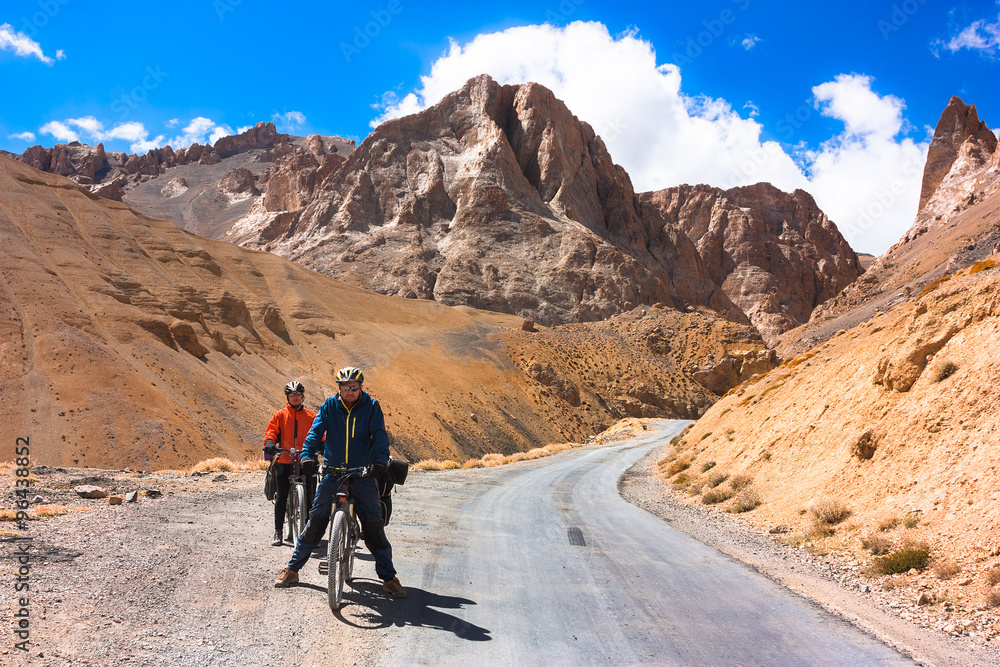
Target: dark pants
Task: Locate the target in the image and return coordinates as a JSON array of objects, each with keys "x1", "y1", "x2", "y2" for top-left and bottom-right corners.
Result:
[
  {"x1": 272, "y1": 463, "x2": 316, "y2": 533},
  {"x1": 287, "y1": 475, "x2": 396, "y2": 581}
]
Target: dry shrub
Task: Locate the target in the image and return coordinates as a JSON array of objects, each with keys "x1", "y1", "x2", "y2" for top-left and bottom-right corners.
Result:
[
  {"x1": 987, "y1": 588, "x2": 1000, "y2": 608},
  {"x1": 932, "y1": 361, "x2": 958, "y2": 382},
  {"x1": 730, "y1": 486, "x2": 761, "y2": 513},
  {"x1": 968, "y1": 259, "x2": 997, "y2": 274},
  {"x1": 439, "y1": 460, "x2": 461, "y2": 470},
  {"x1": 543, "y1": 443, "x2": 572, "y2": 453},
  {"x1": 787, "y1": 353, "x2": 816, "y2": 368},
  {"x1": 918, "y1": 275, "x2": 950, "y2": 298},
  {"x1": 876, "y1": 543, "x2": 931, "y2": 575},
  {"x1": 700, "y1": 432, "x2": 713, "y2": 441},
  {"x1": 700, "y1": 460, "x2": 716, "y2": 472},
  {"x1": 861, "y1": 533, "x2": 893, "y2": 555},
  {"x1": 903, "y1": 512, "x2": 920, "y2": 529},
  {"x1": 808, "y1": 525, "x2": 835, "y2": 540},
  {"x1": 705, "y1": 471, "x2": 729, "y2": 488},
  {"x1": 702, "y1": 487, "x2": 733, "y2": 505},
  {"x1": 413, "y1": 459, "x2": 444, "y2": 471},
  {"x1": 0, "y1": 509, "x2": 19, "y2": 522},
  {"x1": 461, "y1": 459, "x2": 483, "y2": 469},
  {"x1": 666, "y1": 460, "x2": 691, "y2": 476},
  {"x1": 241, "y1": 459, "x2": 270, "y2": 471},
  {"x1": 480, "y1": 454, "x2": 506, "y2": 467},
  {"x1": 190, "y1": 458, "x2": 239, "y2": 473},
  {"x1": 811, "y1": 498, "x2": 852, "y2": 525},
  {"x1": 933, "y1": 558, "x2": 961, "y2": 580},
  {"x1": 986, "y1": 567, "x2": 1000, "y2": 587},
  {"x1": 728, "y1": 474, "x2": 752, "y2": 491},
  {"x1": 878, "y1": 517, "x2": 900, "y2": 532},
  {"x1": 33, "y1": 504, "x2": 72, "y2": 518},
  {"x1": 673, "y1": 474, "x2": 689, "y2": 486}
]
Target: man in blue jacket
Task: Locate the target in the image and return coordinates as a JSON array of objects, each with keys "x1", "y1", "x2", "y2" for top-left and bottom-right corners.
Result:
[{"x1": 274, "y1": 367, "x2": 406, "y2": 598}]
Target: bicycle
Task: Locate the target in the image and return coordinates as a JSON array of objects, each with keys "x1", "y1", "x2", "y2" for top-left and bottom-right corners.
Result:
[
  {"x1": 317, "y1": 465, "x2": 369, "y2": 611},
  {"x1": 273, "y1": 447, "x2": 314, "y2": 544}
]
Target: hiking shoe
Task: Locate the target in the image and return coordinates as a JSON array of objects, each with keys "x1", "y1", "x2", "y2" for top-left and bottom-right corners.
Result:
[
  {"x1": 382, "y1": 577, "x2": 407, "y2": 598},
  {"x1": 274, "y1": 568, "x2": 299, "y2": 588},
  {"x1": 271, "y1": 531, "x2": 283, "y2": 547}
]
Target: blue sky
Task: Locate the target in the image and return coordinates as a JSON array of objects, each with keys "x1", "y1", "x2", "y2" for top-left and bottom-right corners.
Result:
[{"x1": 1, "y1": 0, "x2": 998, "y2": 254}]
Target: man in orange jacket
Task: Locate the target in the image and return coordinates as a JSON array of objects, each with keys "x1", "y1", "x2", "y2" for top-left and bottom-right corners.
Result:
[{"x1": 263, "y1": 380, "x2": 319, "y2": 547}]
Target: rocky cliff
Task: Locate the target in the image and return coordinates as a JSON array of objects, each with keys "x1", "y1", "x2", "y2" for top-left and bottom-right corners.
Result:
[{"x1": 641, "y1": 183, "x2": 861, "y2": 344}]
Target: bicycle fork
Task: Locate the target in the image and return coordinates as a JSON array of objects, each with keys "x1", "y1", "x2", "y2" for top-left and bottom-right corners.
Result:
[{"x1": 318, "y1": 493, "x2": 355, "y2": 575}]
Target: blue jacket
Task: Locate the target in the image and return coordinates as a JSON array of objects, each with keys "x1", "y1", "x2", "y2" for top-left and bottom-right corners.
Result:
[{"x1": 302, "y1": 391, "x2": 390, "y2": 470}]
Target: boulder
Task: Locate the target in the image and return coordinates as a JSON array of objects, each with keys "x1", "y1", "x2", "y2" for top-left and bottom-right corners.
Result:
[{"x1": 74, "y1": 485, "x2": 108, "y2": 498}]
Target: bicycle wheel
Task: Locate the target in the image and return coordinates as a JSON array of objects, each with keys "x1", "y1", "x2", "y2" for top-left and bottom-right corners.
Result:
[
  {"x1": 290, "y1": 484, "x2": 307, "y2": 543},
  {"x1": 327, "y1": 510, "x2": 349, "y2": 611}
]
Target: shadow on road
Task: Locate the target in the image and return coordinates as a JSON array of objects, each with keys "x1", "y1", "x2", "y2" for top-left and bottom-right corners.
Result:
[{"x1": 335, "y1": 579, "x2": 492, "y2": 641}]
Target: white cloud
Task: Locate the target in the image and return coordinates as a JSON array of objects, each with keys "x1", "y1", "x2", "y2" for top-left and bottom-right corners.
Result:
[
  {"x1": 56, "y1": 49, "x2": 65, "y2": 60},
  {"x1": 36, "y1": 114, "x2": 237, "y2": 154},
  {"x1": 0, "y1": 23, "x2": 59, "y2": 64},
  {"x1": 271, "y1": 110, "x2": 306, "y2": 131},
  {"x1": 131, "y1": 136, "x2": 166, "y2": 154},
  {"x1": 168, "y1": 117, "x2": 233, "y2": 147},
  {"x1": 940, "y1": 12, "x2": 1000, "y2": 54},
  {"x1": 8, "y1": 131, "x2": 36, "y2": 142},
  {"x1": 740, "y1": 35, "x2": 761, "y2": 50},
  {"x1": 806, "y1": 74, "x2": 928, "y2": 253},
  {"x1": 39, "y1": 120, "x2": 80, "y2": 143},
  {"x1": 66, "y1": 116, "x2": 104, "y2": 134},
  {"x1": 812, "y1": 74, "x2": 906, "y2": 139},
  {"x1": 165, "y1": 118, "x2": 180, "y2": 128},
  {"x1": 371, "y1": 21, "x2": 927, "y2": 254}
]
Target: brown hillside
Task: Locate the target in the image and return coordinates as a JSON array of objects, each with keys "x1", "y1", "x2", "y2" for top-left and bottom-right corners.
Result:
[
  {"x1": 668, "y1": 261, "x2": 1000, "y2": 603},
  {"x1": 0, "y1": 155, "x2": 769, "y2": 469}
]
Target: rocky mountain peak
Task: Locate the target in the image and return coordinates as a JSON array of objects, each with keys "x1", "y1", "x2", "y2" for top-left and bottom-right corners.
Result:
[
  {"x1": 918, "y1": 96, "x2": 997, "y2": 211},
  {"x1": 237, "y1": 74, "x2": 746, "y2": 327}
]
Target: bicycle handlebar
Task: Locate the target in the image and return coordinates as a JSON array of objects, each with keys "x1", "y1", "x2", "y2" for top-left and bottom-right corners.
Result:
[{"x1": 323, "y1": 465, "x2": 370, "y2": 479}]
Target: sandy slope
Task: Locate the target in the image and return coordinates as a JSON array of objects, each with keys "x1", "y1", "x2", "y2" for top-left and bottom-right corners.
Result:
[{"x1": 664, "y1": 260, "x2": 1000, "y2": 618}]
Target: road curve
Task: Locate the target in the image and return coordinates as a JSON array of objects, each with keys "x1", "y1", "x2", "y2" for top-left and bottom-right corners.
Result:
[{"x1": 368, "y1": 421, "x2": 913, "y2": 666}]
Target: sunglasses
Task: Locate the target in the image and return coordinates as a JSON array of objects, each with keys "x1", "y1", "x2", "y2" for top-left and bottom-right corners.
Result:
[
  {"x1": 287, "y1": 391, "x2": 304, "y2": 397},
  {"x1": 339, "y1": 385, "x2": 361, "y2": 392}
]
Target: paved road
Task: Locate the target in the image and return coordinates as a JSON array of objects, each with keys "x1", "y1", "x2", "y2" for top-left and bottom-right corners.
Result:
[{"x1": 363, "y1": 421, "x2": 913, "y2": 666}]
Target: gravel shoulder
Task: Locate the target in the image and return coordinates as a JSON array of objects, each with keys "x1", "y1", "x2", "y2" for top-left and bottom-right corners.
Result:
[{"x1": 620, "y1": 444, "x2": 1000, "y2": 667}]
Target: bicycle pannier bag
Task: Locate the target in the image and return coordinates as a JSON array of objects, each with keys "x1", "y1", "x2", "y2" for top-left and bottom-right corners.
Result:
[{"x1": 264, "y1": 461, "x2": 277, "y2": 500}]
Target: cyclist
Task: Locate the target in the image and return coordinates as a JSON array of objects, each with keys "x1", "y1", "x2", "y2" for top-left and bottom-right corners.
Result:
[
  {"x1": 274, "y1": 367, "x2": 407, "y2": 598},
  {"x1": 262, "y1": 380, "x2": 319, "y2": 547}
]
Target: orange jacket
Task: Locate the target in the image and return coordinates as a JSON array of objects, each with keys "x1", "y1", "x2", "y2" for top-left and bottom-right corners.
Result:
[{"x1": 263, "y1": 403, "x2": 318, "y2": 464}]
